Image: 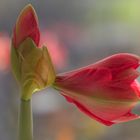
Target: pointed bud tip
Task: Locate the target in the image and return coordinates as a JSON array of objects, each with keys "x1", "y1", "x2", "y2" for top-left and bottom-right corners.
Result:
[
  {"x1": 18, "y1": 4, "x2": 38, "y2": 23},
  {"x1": 13, "y1": 4, "x2": 40, "y2": 47}
]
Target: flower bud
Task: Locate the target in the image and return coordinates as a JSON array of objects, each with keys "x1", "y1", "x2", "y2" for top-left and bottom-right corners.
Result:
[{"x1": 11, "y1": 5, "x2": 55, "y2": 100}]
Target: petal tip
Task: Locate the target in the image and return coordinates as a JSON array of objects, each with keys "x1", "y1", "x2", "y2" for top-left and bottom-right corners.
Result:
[
  {"x1": 16, "y1": 4, "x2": 38, "y2": 27},
  {"x1": 22, "y1": 4, "x2": 38, "y2": 21},
  {"x1": 13, "y1": 4, "x2": 39, "y2": 47}
]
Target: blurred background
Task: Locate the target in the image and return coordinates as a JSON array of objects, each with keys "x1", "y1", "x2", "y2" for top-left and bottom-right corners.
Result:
[{"x1": 1, "y1": 0, "x2": 140, "y2": 140}]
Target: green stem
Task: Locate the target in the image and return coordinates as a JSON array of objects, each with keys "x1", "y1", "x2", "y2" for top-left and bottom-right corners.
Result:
[{"x1": 18, "y1": 99, "x2": 33, "y2": 140}]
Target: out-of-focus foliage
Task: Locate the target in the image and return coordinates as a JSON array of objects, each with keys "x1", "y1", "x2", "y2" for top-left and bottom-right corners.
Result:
[{"x1": 0, "y1": 33, "x2": 10, "y2": 71}]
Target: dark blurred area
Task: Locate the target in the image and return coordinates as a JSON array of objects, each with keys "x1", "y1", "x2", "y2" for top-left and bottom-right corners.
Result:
[{"x1": 1, "y1": 0, "x2": 140, "y2": 140}]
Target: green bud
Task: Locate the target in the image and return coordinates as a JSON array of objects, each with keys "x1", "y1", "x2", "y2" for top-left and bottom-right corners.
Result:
[{"x1": 11, "y1": 38, "x2": 56, "y2": 100}]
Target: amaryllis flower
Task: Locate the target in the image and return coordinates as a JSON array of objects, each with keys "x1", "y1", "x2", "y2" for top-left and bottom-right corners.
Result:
[
  {"x1": 11, "y1": 4, "x2": 55, "y2": 100},
  {"x1": 54, "y1": 53, "x2": 140, "y2": 126}
]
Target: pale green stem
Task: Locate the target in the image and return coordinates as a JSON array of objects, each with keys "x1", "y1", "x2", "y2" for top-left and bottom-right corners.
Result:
[{"x1": 18, "y1": 99, "x2": 33, "y2": 140}]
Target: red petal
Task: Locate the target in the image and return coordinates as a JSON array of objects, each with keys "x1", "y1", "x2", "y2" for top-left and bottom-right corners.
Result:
[
  {"x1": 96, "y1": 53, "x2": 140, "y2": 70},
  {"x1": 55, "y1": 67, "x2": 112, "y2": 94},
  {"x1": 131, "y1": 80, "x2": 140, "y2": 98},
  {"x1": 13, "y1": 4, "x2": 40, "y2": 47},
  {"x1": 108, "y1": 69, "x2": 140, "y2": 91},
  {"x1": 62, "y1": 93, "x2": 139, "y2": 126},
  {"x1": 96, "y1": 53, "x2": 140, "y2": 79},
  {"x1": 113, "y1": 112, "x2": 140, "y2": 123},
  {"x1": 113, "y1": 68, "x2": 139, "y2": 84},
  {"x1": 62, "y1": 94, "x2": 114, "y2": 126}
]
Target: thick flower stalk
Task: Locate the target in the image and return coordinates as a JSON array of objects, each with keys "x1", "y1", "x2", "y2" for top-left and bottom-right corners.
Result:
[
  {"x1": 11, "y1": 4, "x2": 55, "y2": 101},
  {"x1": 11, "y1": 4, "x2": 56, "y2": 140},
  {"x1": 54, "y1": 53, "x2": 140, "y2": 126}
]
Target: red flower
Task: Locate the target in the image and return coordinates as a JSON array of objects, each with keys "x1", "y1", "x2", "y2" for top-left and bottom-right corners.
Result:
[
  {"x1": 54, "y1": 53, "x2": 140, "y2": 126},
  {"x1": 12, "y1": 4, "x2": 40, "y2": 48}
]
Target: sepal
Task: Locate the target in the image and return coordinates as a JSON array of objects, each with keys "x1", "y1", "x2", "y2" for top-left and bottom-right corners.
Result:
[{"x1": 11, "y1": 38, "x2": 56, "y2": 100}]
